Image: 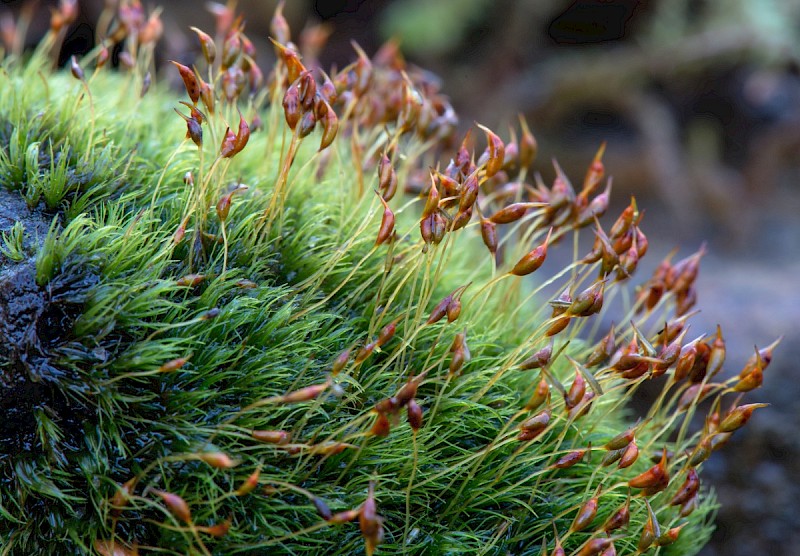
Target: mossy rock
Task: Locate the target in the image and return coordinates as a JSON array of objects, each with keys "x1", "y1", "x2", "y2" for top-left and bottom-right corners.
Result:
[{"x1": 0, "y1": 7, "x2": 765, "y2": 556}]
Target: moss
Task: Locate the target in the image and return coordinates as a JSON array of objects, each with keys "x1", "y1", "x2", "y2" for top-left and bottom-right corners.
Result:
[{"x1": 0, "y1": 4, "x2": 769, "y2": 556}]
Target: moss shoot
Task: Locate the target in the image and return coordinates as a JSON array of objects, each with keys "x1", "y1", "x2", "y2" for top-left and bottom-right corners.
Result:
[{"x1": 0, "y1": 2, "x2": 774, "y2": 555}]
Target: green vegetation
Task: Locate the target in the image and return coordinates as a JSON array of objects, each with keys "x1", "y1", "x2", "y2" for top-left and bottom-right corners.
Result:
[{"x1": 0, "y1": 2, "x2": 773, "y2": 555}]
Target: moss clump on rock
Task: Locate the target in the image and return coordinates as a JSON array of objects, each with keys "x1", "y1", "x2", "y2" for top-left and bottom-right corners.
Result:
[{"x1": 0, "y1": 2, "x2": 774, "y2": 555}]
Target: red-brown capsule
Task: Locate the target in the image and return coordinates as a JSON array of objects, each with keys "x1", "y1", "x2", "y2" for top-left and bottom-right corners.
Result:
[
  {"x1": 571, "y1": 496, "x2": 599, "y2": 533},
  {"x1": 252, "y1": 430, "x2": 290, "y2": 445},
  {"x1": 568, "y1": 281, "x2": 605, "y2": 317},
  {"x1": 159, "y1": 356, "x2": 190, "y2": 373},
  {"x1": 601, "y1": 448, "x2": 625, "y2": 467},
  {"x1": 670, "y1": 468, "x2": 699, "y2": 506},
  {"x1": 518, "y1": 409, "x2": 550, "y2": 441},
  {"x1": 174, "y1": 109, "x2": 203, "y2": 148},
  {"x1": 617, "y1": 440, "x2": 639, "y2": 469},
  {"x1": 376, "y1": 319, "x2": 398, "y2": 347},
  {"x1": 718, "y1": 403, "x2": 768, "y2": 433},
  {"x1": 564, "y1": 370, "x2": 586, "y2": 410},
  {"x1": 634, "y1": 226, "x2": 648, "y2": 258},
  {"x1": 680, "y1": 493, "x2": 699, "y2": 517},
  {"x1": 580, "y1": 142, "x2": 606, "y2": 200},
  {"x1": 278, "y1": 382, "x2": 329, "y2": 403},
  {"x1": 706, "y1": 325, "x2": 726, "y2": 377},
  {"x1": 449, "y1": 331, "x2": 470, "y2": 376},
  {"x1": 478, "y1": 124, "x2": 504, "y2": 177},
  {"x1": 739, "y1": 337, "x2": 781, "y2": 378},
  {"x1": 332, "y1": 349, "x2": 350, "y2": 375},
  {"x1": 459, "y1": 174, "x2": 480, "y2": 213},
  {"x1": 360, "y1": 482, "x2": 384, "y2": 556},
  {"x1": 603, "y1": 497, "x2": 630, "y2": 533},
  {"x1": 519, "y1": 343, "x2": 552, "y2": 371},
  {"x1": 525, "y1": 376, "x2": 550, "y2": 410},
  {"x1": 233, "y1": 111, "x2": 251, "y2": 156},
  {"x1": 355, "y1": 342, "x2": 376, "y2": 364},
  {"x1": 479, "y1": 213, "x2": 498, "y2": 258},
  {"x1": 378, "y1": 154, "x2": 398, "y2": 202},
  {"x1": 609, "y1": 198, "x2": 636, "y2": 239},
  {"x1": 370, "y1": 412, "x2": 391, "y2": 437},
  {"x1": 734, "y1": 365, "x2": 764, "y2": 392},
  {"x1": 427, "y1": 294, "x2": 453, "y2": 325},
  {"x1": 711, "y1": 431, "x2": 732, "y2": 451},
  {"x1": 545, "y1": 316, "x2": 571, "y2": 337},
  {"x1": 688, "y1": 340, "x2": 711, "y2": 383},
  {"x1": 616, "y1": 242, "x2": 639, "y2": 279},
  {"x1": 454, "y1": 130, "x2": 472, "y2": 174},
  {"x1": 637, "y1": 514, "x2": 658, "y2": 552},
  {"x1": 489, "y1": 202, "x2": 535, "y2": 225},
  {"x1": 510, "y1": 227, "x2": 552, "y2": 276},
  {"x1": 652, "y1": 328, "x2": 688, "y2": 376},
  {"x1": 221, "y1": 31, "x2": 242, "y2": 70},
  {"x1": 420, "y1": 213, "x2": 435, "y2": 246},
  {"x1": 199, "y1": 80, "x2": 215, "y2": 115},
  {"x1": 296, "y1": 71, "x2": 317, "y2": 111},
  {"x1": 374, "y1": 191, "x2": 395, "y2": 246},
  {"x1": 374, "y1": 397, "x2": 399, "y2": 415},
  {"x1": 197, "y1": 452, "x2": 237, "y2": 469},
  {"x1": 219, "y1": 126, "x2": 236, "y2": 158},
  {"x1": 407, "y1": 399, "x2": 423, "y2": 431},
  {"x1": 395, "y1": 376, "x2": 422, "y2": 407},
  {"x1": 170, "y1": 61, "x2": 200, "y2": 104},
  {"x1": 422, "y1": 175, "x2": 440, "y2": 218},
  {"x1": 283, "y1": 81, "x2": 301, "y2": 130},
  {"x1": 446, "y1": 298, "x2": 462, "y2": 323},
  {"x1": 576, "y1": 538, "x2": 614, "y2": 556},
  {"x1": 551, "y1": 447, "x2": 588, "y2": 469},
  {"x1": 586, "y1": 324, "x2": 615, "y2": 367},
  {"x1": 628, "y1": 448, "x2": 669, "y2": 494},
  {"x1": 656, "y1": 524, "x2": 686, "y2": 546},
  {"x1": 108, "y1": 477, "x2": 136, "y2": 517},
  {"x1": 576, "y1": 179, "x2": 611, "y2": 228},
  {"x1": 611, "y1": 228, "x2": 634, "y2": 256},
  {"x1": 319, "y1": 101, "x2": 338, "y2": 151},
  {"x1": 398, "y1": 84, "x2": 423, "y2": 132},
  {"x1": 688, "y1": 436, "x2": 713, "y2": 466},
  {"x1": 152, "y1": 490, "x2": 191, "y2": 524},
  {"x1": 190, "y1": 26, "x2": 216, "y2": 65},
  {"x1": 216, "y1": 192, "x2": 233, "y2": 222},
  {"x1": 235, "y1": 469, "x2": 261, "y2": 496},
  {"x1": 319, "y1": 70, "x2": 337, "y2": 104},
  {"x1": 568, "y1": 390, "x2": 595, "y2": 420},
  {"x1": 297, "y1": 111, "x2": 318, "y2": 139},
  {"x1": 673, "y1": 343, "x2": 697, "y2": 382}
]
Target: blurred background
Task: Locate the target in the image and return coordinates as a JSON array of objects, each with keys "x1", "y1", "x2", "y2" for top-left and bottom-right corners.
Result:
[{"x1": 3, "y1": 1, "x2": 799, "y2": 554}]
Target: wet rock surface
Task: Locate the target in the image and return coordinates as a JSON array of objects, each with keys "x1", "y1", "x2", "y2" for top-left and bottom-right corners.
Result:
[{"x1": 0, "y1": 190, "x2": 97, "y2": 456}]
